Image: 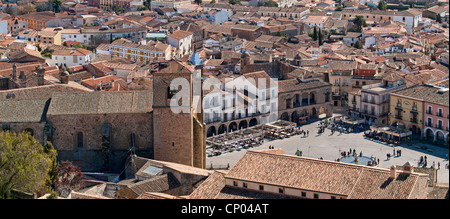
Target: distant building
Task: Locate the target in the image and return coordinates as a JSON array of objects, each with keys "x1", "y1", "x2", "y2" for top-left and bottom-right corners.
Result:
[
  {"x1": 109, "y1": 38, "x2": 171, "y2": 63},
  {"x1": 360, "y1": 72, "x2": 407, "y2": 125},
  {"x1": 167, "y1": 30, "x2": 193, "y2": 58},
  {"x1": 51, "y1": 48, "x2": 94, "y2": 67},
  {"x1": 390, "y1": 84, "x2": 449, "y2": 142},
  {"x1": 150, "y1": 0, "x2": 191, "y2": 9},
  {"x1": 16, "y1": 12, "x2": 58, "y2": 30}
]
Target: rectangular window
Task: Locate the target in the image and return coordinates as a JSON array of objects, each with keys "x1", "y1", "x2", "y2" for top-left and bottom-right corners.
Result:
[
  {"x1": 279, "y1": 188, "x2": 284, "y2": 194},
  {"x1": 233, "y1": 181, "x2": 238, "y2": 186},
  {"x1": 438, "y1": 108, "x2": 443, "y2": 117},
  {"x1": 259, "y1": 185, "x2": 264, "y2": 191},
  {"x1": 301, "y1": 192, "x2": 306, "y2": 197},
  {"x1": 243, "y1": 183, "x2": 247, "y2": 188},
  {"x1": 314, "y1": 193, "x2": 319, "y2": 199}
]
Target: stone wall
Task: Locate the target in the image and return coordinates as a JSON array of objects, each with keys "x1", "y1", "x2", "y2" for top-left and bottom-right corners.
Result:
[
  {"x1": 153, "y1": 107, "x2": 194, "y2": 167},
  {"x1": 0, "y1": 122, "x2": 47, "y2": 146},
  {"x1": 48, "y1": 113, "x2": 153, "y2": 172}
]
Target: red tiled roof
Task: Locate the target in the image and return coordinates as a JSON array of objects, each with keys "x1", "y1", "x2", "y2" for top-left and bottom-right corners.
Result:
[{"x1": 167, "y1": 30, "x2": 193, "y2": 40}]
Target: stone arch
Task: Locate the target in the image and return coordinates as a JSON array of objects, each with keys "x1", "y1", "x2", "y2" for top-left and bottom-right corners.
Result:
[
  {"x1": 436, "y1": 130, "x2": 445, "y2": 142},
  {"x1": 229, "y1": 122, "x2": 238, "y2": 132},
  {"x1": 294, "y1": 93, "x2": 300, "y2": 107},
  {"x1": 424, "y1": 128, "x2": 434, "y2": 140},
  {"x1": 408, "y1": 124, "x2": 421, "y2": 137},
  {"x1": 309, "y1": 91, "x2": 316, "y2": 104},
  {"x1": 311, "y1": 107, "x2": 317, "y2": 117},
  {"x1": 301, "y1": 109, "x2": 308, "y2": 117},
  {"x1": 207, "y1": 126, "x2": 217, "y2": 137},
  {"x1": 239, "y1": 120, "x2": 248, "y2": 130},
  {"x1": 249, "y1": 118, "x2": 258, "y2": 127},
  {"x1": 280, "y1": 112, "x2": 289, "y2": 121},
  {"x1": 301, "y1": 92, "x2": 309, "y2": 105},
  {"x1": 291, "y1": 111, "x2": 299, "y2": 123},
  {"x1": 218, "y1": 124, "x2": 227, "y2": 135}
]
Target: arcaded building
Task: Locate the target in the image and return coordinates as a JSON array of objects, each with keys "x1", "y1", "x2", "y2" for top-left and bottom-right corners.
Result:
[{"x1": 277, "y1": 78, "x2": 333, "y2": 123}]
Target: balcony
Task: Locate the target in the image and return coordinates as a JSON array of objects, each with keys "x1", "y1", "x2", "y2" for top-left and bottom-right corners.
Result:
[
  {"x1": 436, "y1": 125, "x2": 445, "y2": 130},
  {"x1": 425, "y1": 122, "x2": 433, "y2": 128},
  {"x1": 426, "y1": 110, "x2": 433, "y2": 115},
  {"x1": 394, "y1": 115, "x2": 402, "y2": 120},
  {"x1": 361, "y1": 99, "x2": 377, "y2": 104},
  {"x1": 410, "y1": 118, "x2": 418, "y2": 124}
]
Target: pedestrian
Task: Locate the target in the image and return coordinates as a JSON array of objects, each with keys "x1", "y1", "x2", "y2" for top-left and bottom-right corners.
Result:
[
  {"x1": 307, "y1": 130, "x2": 309, "y2": 136},
  {"x1": 438, "y1": 162, "x2": 440, "y2": 170},
  {"x1": 393, "y1": 148, "x2": 395, "y2": 156}
]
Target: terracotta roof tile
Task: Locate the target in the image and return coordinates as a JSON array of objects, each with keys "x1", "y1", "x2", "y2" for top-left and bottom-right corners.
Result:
[{"x1": 167, "y1": 30, "x2": 193, "y2": 40}]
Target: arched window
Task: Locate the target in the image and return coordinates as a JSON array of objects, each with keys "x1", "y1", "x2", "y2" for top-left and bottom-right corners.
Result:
[
  {"x1": 129, "y1": 133, "x2": 136, "y2": 149},
  {"x1": 77, "y1": 132, "x2": 84, "y2": 148}
]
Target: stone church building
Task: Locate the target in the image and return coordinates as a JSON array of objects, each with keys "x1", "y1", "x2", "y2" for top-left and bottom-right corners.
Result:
[{"x1": 0, "y1": 60, "x2": 206, "y2": 173}]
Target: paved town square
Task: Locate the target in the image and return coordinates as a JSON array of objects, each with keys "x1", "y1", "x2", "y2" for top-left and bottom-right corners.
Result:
[{"x1": 207, "y1": 115, "x2": 449, "y2": 184}]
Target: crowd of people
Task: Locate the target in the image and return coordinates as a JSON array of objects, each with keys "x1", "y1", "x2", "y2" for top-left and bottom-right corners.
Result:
[
  {"x1": 316, "y1": 117, "x2": 366, "y2": 135},
  {"x1": 335, "y1": 148, "x2": 380, "y2": 167}
]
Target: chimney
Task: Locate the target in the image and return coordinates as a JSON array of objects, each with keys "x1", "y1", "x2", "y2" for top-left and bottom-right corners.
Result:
[
  {"x1": 403, "y1": 162, "x2": 413, "y2": 174},
  {"x1": 390, "y1": 165, "x2": 397, "y2": 179},
  {"x1": 12, "y1": 64, "x2": 17, "y2": 81},
  {"x1": 36, "y1": 65, "x2": 45, "y2": 86}
]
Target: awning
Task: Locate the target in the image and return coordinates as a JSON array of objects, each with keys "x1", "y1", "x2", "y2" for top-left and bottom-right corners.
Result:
[
  {"x1": 370, "y1": 125, "x2": 412, "y2": 138},
  {"x1": 340, "y1": 116, "x2": 365, "y2": 125}
]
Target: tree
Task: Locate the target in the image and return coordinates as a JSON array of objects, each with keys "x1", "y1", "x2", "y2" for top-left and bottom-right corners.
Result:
[
  {"x1": 143, "y1": 0, "x2": 151, "y2": 10},
  {"x1": 55, "y1": 161, "x2": 84, "y2": 198},
  {"x1": 194, "y1": 0, "x2": 202, "y2": 5},
  {"x1": 436, "y1": 14, "x2": 442, "y2": 23},
  {"x1": 229, "y1": 0, "x2": 241, "y2": 5},
  {"x1": 318, "y1": 28, "x2": 323, "y2": 45},
  {"x1": 377, "y1": 0, "x2": 387, "y2": 10},
  {"x1": 313, "y1": 26, "x2": 318, "y2": 41},
  {"x1": 50, "y1": 0, "x2": 62, "y2": 13},
  {"x1": 353, "y1": 15, "x2": 366, "y2": 32},
  {"x1": 354, "y1": 40, "x2": 362, "y2": 49},
  {"x1": 36, "y1": 1, "x2": 53, "y2": 12},
  {"x1": 4, "y1": 4, "x2": 18, "y2": 17},
  {"x1": 210, "y1": 0, "x2": 216, "y2": 3},
  {"x1": 0, "y1": 131, "x2": 55, "y2": 198},
  {"x1": 335, "y1": 6, "x2": 342, "y2": 11},
  {"x1": 43, "y1": 141, "x2": 58, "y2": 192},
  {"x1": 264, "y1": 0, "x2": 278, "y2": 7},
  {"x1": 18, "y1": 3, "x2": 36, "y2": 15}
]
